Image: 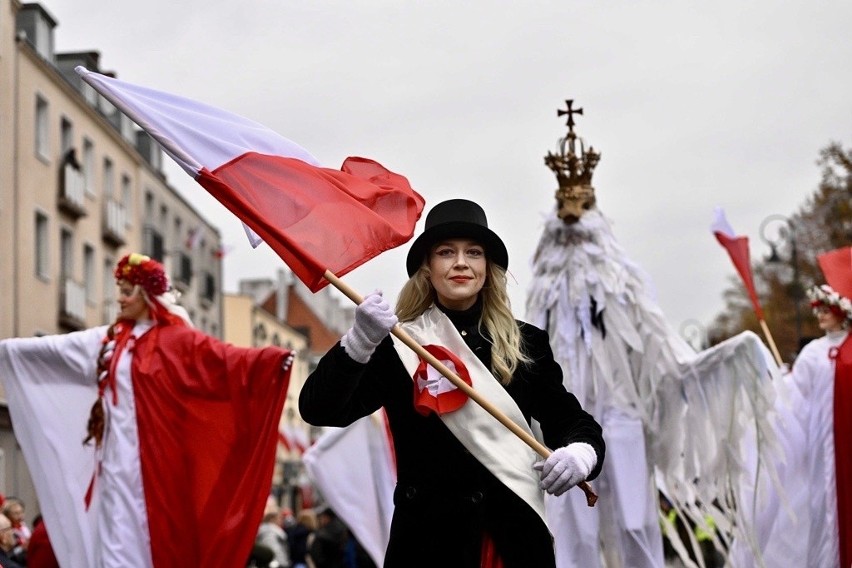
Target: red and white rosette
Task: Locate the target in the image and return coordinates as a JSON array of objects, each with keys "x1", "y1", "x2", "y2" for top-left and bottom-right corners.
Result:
[{"x1": 412, "y1": 345, "x2": 471, "y2": 416}]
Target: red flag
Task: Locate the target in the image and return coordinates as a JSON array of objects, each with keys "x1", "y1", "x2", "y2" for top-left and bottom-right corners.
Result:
[
  {"x1": 817, "y1": 246, "x2": 852, "y2": 299},
  {"x1": 75, "y1": 67, "x2": 425, "y2": 292},
  {"x1": 711, "y1": 207, "x2": 765, "y2": 320}
]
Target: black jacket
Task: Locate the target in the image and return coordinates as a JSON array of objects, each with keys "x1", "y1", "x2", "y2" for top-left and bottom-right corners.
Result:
[{"x1": 300, "y1": 302, "x2": 605, "y2": 568}]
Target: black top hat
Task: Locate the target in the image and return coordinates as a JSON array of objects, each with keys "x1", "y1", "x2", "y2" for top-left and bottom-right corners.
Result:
[{"x1": 405, "y1": 199, "x2": 508, "y2": 276}]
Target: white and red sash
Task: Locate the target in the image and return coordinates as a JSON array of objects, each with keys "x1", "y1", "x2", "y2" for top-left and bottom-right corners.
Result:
[{"x1": 392, "y1": 306, "x2": 546, "y2": 525}]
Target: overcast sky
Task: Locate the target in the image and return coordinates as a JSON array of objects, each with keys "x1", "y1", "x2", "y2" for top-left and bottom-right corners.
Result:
[{"x1": 47, "y1": 1, "x2": 851, "y2": 339}]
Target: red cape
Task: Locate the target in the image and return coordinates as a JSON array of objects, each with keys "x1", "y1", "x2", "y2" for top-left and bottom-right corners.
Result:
[
  {"x1": 835, "y1": 335, "x2": 852, "y2": 568},
  {"x1": 131, "y1": 325, "x2": 290, "y2": 567}
]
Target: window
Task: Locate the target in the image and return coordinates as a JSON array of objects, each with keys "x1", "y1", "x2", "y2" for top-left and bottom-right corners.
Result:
[
  {"x1": 60, "y1": 117, "x2": 73, "y2": 155},
  {"x1": 83, "y1": 244, "x2": 96, "y2": 303},
  {"x1": 60, "y1": 228, "x2": 73, "y2": 279},
  {"x1": 35, "y1": 95, "x2": 49, "y2": 159},
  {"x1": 83, "y1": 138, "x2": 95, "y2": 196},
  {"x1": 144, "y1": 192, "x2": 155, "y2": 219},
  {"x1": 102, "y1": 158, "x2": 114, "y2": 198},
  {"x1": 34, "y1": 211, "x2": 49, "y2": 279},
  {"x1": 121, "y1": 174, "x2": 133, "y2": 227},
  {"x1": 103, "y1": 256, "x2": 117, "y2": 323}
]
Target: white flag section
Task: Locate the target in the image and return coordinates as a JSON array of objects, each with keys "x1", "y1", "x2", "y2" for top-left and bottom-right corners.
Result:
[
  {"x1": 302, "y1": 412, "x2": 396, "y2": 566},
  {"x1": 75, "y1": 66, "x2": 317, "y2": 250},
  {"x1": 75, "y1": 66, "x2": 319, "y2": 176}
]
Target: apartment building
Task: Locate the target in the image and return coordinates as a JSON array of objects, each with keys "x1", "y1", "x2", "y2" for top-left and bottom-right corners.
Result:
[{"x1": 0, "y1": 1, "x2": 223, "y2": 506}]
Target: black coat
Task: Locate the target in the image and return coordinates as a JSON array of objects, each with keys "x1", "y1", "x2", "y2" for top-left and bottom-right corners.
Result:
[{"x1": 299, "y1": 303, "x2": 605, "y2": 568}]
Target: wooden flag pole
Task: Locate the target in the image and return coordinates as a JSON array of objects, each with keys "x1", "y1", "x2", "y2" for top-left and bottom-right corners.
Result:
[
  {"x1": 324, "y1": 270, "x2": 598, "y2": 507},
  {"x1": 758, "y1": 318, "x2": 784, "y2": 368}
]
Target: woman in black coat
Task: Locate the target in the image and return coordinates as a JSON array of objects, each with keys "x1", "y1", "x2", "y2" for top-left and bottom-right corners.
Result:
[{"x1": 300, "y1": 199, "x2": 605, "y2": 568}]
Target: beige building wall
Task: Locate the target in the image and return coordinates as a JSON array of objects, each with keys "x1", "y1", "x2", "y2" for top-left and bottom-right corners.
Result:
[
  {"x1": 0, "y1": 1, "x2": 227, "y2": 513},
  {"x1": 0, "y1": 1, "x2": 20, "y2": 341}
]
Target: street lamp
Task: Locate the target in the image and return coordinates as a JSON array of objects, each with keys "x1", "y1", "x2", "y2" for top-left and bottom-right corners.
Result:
[
  {"x1": 759, "y1": 214, "x2": 803, "y2": 350},
  {"x1": 679, "y1": 319, "x2": 708, "y2": 351}
]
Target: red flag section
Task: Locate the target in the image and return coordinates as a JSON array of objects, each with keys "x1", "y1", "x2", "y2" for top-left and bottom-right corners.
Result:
[
  {"x1": 711, "y1": 208, "x2": 765, "y2": 320},
  {"x1": 199, "y1": 154, "x2": 424, "y2": 292}
]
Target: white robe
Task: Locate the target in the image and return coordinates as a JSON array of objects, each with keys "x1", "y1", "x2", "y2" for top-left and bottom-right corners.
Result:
[
  {"x1": 0, "y1": 322, "x2": 155, "y2": 568},
  {"x1": 732, "y1": 330, "x2": 846, "y2": 568}
]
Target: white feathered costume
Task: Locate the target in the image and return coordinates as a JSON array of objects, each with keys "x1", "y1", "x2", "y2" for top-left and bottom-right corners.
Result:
[{"x1": 526, "y1": 209, "x2": 780, "y2": 568}]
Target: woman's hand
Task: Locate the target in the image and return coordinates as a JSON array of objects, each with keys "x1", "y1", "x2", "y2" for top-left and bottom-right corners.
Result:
[
  {"x1": 533, "y1": 442, "x2": 597, "y2": 496},
  {"x1": 341, "y1": 291, "x2": 398, "y2": 363}
]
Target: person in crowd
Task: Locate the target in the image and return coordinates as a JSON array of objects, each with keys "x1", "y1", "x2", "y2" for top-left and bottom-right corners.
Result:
[
  {"x1": 0, "y1": 514, "x2": 23, "y2": 568},
  {"x1": 0, "y1": 500, "x2": 27, "y2": 566},
  {"x1": 0, "y1": 253, "x2": 294, "y2": 568},
  {"x1": 308, "y1": 506, "x2": 348, "y2": 568},
  {"x1": 288, "y1": 508, "x2": 317, "y2": 568},
  {"x1": 256, "y1": 497, "x2": 291, "y2": 568},
  {"x1": 300, "y1": 199, "x2": 605, "y2": 567},
  {"x1": 25, "y1": 515, "x2": 59, "y2": 568},
  {"x1": 1, "y1": 498, "x2": 30, "y2": 556}
]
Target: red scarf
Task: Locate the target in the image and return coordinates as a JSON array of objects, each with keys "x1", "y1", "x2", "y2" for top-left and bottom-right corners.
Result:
[{"x1": 832, "y1": 334, "x2": 852, "y2": 568}]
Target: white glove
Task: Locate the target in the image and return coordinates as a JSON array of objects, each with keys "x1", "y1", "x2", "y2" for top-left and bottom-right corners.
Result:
[
  {"x1": 341, "y1": 291, "x2": 398, "y2": 364},
  {"x1": 533, "y1": 442, "x2": 596, "y2": 496}
]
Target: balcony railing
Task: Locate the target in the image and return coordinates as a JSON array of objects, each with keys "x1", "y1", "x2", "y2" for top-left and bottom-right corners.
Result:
[
  {"x1": 173, "y1": 251, "x2": 192, "y2": 291},
  {"x1": 144, "y1": 226, "x2": 164, "y2": 261},
  {"x1": 59, "y1": 277, "x2": 86, "y2": 330},
  {"x1": 58, "y1": 162, "x2": 87, "y2": 218},
  {"x1": 102, "y1": 198, "x2": 127, "y2": 246}
]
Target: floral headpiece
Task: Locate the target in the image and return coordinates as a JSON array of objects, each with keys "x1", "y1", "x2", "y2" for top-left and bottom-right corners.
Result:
[
  {"x1": 807, "y1": 284, "x2": 852, "y2": 322},
  {"x1": 114, "y1": 253, "x2": 169, "y2": 297}
]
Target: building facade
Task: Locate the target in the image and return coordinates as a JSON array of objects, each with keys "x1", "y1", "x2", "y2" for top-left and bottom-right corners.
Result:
[{"x1": 0, "y1": 0, "x2": 224, "y2": 510}]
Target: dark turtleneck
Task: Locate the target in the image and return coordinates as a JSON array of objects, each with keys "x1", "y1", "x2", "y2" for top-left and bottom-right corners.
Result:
[{"x1": 435, "y1": 296, "x2": 492, "y2": 369}]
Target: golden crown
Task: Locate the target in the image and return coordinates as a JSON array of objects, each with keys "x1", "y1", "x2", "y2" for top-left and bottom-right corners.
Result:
[{"x1": 545, "y1": 100, "x2": 602, "y2": 223}]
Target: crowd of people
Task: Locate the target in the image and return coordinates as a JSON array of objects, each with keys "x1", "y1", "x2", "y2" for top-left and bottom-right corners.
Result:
[{"x1": 248, "y1": 501, "x2": 377, "y2": 568}]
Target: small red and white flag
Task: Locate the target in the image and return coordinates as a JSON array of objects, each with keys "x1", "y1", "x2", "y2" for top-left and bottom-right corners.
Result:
[
  {"x1": 185, "y1": 225, "x2": 205, "y2": 250},
  {"x1": 212, "y1": 244, "x2": 233, "y2": 260},
  {"x1": 75, "y1": 67, "x2": 425, "y2": 292},
  {"x1": 711, "y1": 207, "x2": 765, "y2": 320},
  {"x1": 279, "y1": 423, "x2": 311, "y2": 455},
  {"x1": 412, "y1": 344, "x2": 472, "y2": 416}
]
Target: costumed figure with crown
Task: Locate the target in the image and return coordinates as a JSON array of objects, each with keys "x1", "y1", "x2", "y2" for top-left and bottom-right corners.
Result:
[
  {"x1": 0, "y1": 253, "x2": 294, "y2": 568},
  {"x1": 526, "y1": 101, "x2": 781, "y2": 568}
]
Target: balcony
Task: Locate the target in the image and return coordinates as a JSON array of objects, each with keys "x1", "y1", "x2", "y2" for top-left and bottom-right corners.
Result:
[
  {"x1": 200, "y1": 270, "x2": 216, "y2": 307},
  {"x1": 58, "y1": 161, "x2": 87, "y2": 218},
  {"x1": 59, "y1": 277, "x2": 86, "y2": 330},
  {"x1": 173, "y1": 251, "x2": 192, "y2": 292},
  {"x1": 102, "y1": 198, "x2": 127, "y2": 247},
  {"x1": 143, "y1": 226, "x2": 165, "y2": 262}
]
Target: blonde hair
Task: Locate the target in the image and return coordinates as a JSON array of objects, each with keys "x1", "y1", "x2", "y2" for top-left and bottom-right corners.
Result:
[{"x1": 396, "y1": 260, "x2": 529, "y2": 384}]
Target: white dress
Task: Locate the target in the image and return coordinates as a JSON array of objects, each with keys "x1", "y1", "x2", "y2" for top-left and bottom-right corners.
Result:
[
  {"x1": 734, "y1": 330, "x2": 847, "y2": 568},
  {"x1": 0, "y1": 321, "x2": 156, "y2": 568}
]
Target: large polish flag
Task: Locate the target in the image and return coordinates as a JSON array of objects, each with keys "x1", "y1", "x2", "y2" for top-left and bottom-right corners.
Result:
[
  {"x1": 75, "y1": 67, "x2": 425, "y2": 292},
  {"x1": 711, "y1": 207, "x2": 765, "y2": 320}
]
